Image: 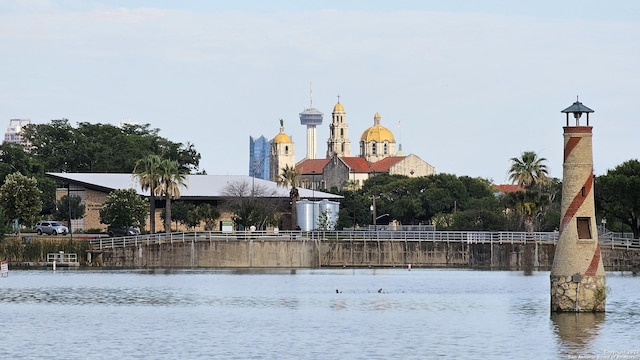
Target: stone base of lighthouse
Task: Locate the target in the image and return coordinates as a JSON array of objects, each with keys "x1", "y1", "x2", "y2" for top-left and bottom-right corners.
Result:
[{"x1": 550, "y1": 275, "x2": 606, "y2": 312}]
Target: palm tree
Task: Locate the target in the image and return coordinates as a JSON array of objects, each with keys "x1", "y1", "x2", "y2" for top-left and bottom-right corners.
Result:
[
  {"x1": 508, "y1": 151, "x2": 551, "y2": 232},
  {"x1": 133, "y1": 154, "x2": 162, "y2": 233},
  {"x1": 508, "y1": 151, "x2": 550, "y2": 189},
  {"x1": 155, "y1": 159, "x2": 188, "y2": 233},
  {"x1": 278, "y1": 164, "x2": 300, "y2": 229}
]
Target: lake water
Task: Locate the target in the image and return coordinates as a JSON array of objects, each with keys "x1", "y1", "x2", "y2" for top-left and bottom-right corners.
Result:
[{"x1": 0, "y1": 268, "x2": 639, "y2": 360}]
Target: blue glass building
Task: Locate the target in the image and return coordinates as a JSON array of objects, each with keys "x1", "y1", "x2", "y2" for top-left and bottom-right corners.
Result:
[{"x1": 249, "y1": 135, "x2": 271, "y2": 180}]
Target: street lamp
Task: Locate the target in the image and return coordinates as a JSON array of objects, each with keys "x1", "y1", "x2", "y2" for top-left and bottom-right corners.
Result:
[
  {"x1": 312, "y1": 170, "x2": 316, "y2": 231},
  {"x1": 369, "y1": 195, "x2": 380, "y2": 230},
  {"x1": 251, "y1": 156, "x2": 270, "y2": 197},
  {"x1": 351, "y1": 169, "x2": 356, "y2": 228},
  {"x1": 67, "y1": 182, "x2": 73, "y2": 241}
]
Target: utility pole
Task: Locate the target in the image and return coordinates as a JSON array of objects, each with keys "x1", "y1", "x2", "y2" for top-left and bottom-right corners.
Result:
[{"x1": 369, "y1": 195, "x2": 379, "y2": 230}]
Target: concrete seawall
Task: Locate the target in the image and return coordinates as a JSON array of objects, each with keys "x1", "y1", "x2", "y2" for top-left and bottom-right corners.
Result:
[{"x1": 93, "y1": 239, "x2": 640, "y2": 271}]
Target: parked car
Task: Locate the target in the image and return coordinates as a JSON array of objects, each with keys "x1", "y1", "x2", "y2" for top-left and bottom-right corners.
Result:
[
  {"x1": 108, "y1": 226, "x2": 141, "y2": 237},
  {"x1": 34, "y1": 221, "x2": 68, "y2": 235}
]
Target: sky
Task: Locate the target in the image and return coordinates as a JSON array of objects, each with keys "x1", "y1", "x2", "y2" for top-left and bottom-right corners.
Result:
[{"x1": 2, "y1": 0, "x2": 639, "y2": 183}]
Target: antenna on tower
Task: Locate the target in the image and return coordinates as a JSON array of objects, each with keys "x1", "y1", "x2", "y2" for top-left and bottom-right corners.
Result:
[
  {"x1": 310, "y1": 81, "x2": 313, "y2": 108},
  {"x1": 397, "y1": 120, "x2": 403, "y2": 155}
]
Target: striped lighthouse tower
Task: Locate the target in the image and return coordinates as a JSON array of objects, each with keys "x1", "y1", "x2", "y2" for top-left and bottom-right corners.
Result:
[{"x1": 550, "y1": 98, "x2": 606, "y2": 312}]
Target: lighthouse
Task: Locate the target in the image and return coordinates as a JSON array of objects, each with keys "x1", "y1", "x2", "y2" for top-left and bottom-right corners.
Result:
[{"x1": 550, "y1": 98, "x2": 606, "y2": 312}]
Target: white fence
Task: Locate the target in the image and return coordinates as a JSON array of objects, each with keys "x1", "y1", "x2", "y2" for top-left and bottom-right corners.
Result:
[
  {"x1": 47, "y1": 252, "x2": 78, "y2": 264},
  {"x1": 88, "y1": 230, "x2": 640, "y2": 251}
]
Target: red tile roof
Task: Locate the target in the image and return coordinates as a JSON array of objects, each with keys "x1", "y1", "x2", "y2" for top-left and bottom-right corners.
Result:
[
  {"x1": 370, "y1": 156, "x2": 405, "y2": 172},
  {"x1": 296, "y1": 159, "x2": 330, "y2": 174},
  {"x1": 491, "y1": 184, "x2": 522, "y2": 193},
  {"x1": 340, "y1": 157, "x2": 371, "y2": 173},
  {"x1": 296, "y1": 155, "x2": 410, "y2": 175}
]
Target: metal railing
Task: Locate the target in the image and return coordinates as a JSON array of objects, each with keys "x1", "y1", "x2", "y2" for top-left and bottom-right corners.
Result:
[
  {"x1": 88, "y1": 230, "x2": 640, "y2": 251},
  {"x1": 598, "y1": 234, "x2": 640, "y2": 250},
  {"x1": 47, "y1": 252, "x2": 78, "y2": 263}
]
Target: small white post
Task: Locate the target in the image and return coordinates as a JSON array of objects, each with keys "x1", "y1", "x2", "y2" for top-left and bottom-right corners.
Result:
[{"x1": 52, "y1": 261, "x2": 56, "y2": 271}]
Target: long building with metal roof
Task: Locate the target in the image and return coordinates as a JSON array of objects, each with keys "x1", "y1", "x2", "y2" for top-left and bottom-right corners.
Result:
[{"x1": 46, "y1": 173, "x2": 342, "y2": 232}]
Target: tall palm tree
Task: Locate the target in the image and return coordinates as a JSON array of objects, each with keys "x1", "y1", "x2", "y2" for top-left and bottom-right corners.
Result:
[
  {"x1": 508, "y1": 151, "x2": 550, "y2": 232},
  {"x1": 133, "y1": 154, "x2": 162, "y2": 233},
  {"x1": 155, "y1": 159, "x2": 188, "y2": 233},
  {"x1": 508, "y1": 151, "x2": 550, "y2": 189},
  {"x1": 278, "y1": 164, "x2": 300, "y2": 229}
]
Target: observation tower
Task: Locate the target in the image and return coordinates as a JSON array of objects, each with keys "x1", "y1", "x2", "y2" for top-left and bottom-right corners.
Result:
[{"x1": 299, "y1": 85, "x2": 323, "y2": 159}]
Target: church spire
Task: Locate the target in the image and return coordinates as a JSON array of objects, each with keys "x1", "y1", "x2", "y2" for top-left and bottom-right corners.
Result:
[{"x1": 326, "y1": 96, "x2": 351, "y2": 158}]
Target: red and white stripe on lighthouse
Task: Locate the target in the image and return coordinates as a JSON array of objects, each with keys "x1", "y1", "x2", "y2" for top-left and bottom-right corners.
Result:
[{"x1": 550, "y1": 98, "x2": 606, "y2": 312}]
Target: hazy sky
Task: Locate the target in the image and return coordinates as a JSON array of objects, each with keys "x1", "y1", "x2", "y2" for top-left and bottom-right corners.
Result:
[{"x1": 2, "y1": 1, "x2": 639, "y2": 183}]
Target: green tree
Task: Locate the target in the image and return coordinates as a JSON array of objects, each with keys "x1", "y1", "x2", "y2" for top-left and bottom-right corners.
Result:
[
  {"x1": 222, "y1": 180, "x2": 281, "y2": 230},
  {"x1": 330, "y1": 173, "x2": 505, "y2": 229},
  {"x1": 197, "y1": 204, "x2": 220, "y2": 231},
  {"x1": 155, "y1": 159, "x2": 187, "y2": 233},
  {"x1": 133, "y1": 154, "x2": 162, "y2": 233},
  {"x1": 164, "y1": 201, "x2": 201, "y2": 230},
  {"x1": 0, "y1": 208, "x2": 11, "y2": 240},
  {"x1": 449, "y1": 209, "x2": 507, "y2": 231},
  {"x1": 0, "y1": 172, "x2": 43, "y2": 236},
  {"x1": 0, "y1": 142, "x2": 44, "y2": 182},
  {"x1": 596, "y1": 159, "x2": 640, "y2": 238},
  {"x1": 335, "y1": 188, "x2": 373, "y2": 229},
  {"x1": 99, "y1": 188, "x2": 148, "y2": 230},
  {"x1": 507, "y1": 151, "x2": 551, "y2": 232},
  {"x1": 508, "y1": 151, "x2": 550, "y2": 189},
  {"x1": 22, "y1": 119, "x2": 202, "y2": 174},
  {"x1": 21, "y1": 119, "x2": 75, "y2": 172},
  {"x1": 53, "y1": 195, "x2": 85, "y2": 227},
  {"x1": 278, "y1": 164, "x2": 301, "y2": 229},
  {"x1": 316, "y1": 209, "x2": 336, "y2": 230}
]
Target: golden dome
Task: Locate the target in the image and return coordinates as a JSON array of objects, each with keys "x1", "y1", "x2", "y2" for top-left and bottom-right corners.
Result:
[
  {"x1": 273, "y1": 118, "x2": 292, "y2": 143},
  {"x1": 333, "y1": 102, "x2": 344, "y2": 112},
  {"x1": 360, "y1": 113, "x2": 395, "y2": 142},
  {"x1": 273, "y1": 132, "x2": 292, "y2": 143}
]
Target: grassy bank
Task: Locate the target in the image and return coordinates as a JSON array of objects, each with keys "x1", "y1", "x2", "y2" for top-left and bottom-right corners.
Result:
[{"x1": 0, "y1": 235, "x2": 90, "y2": 264}]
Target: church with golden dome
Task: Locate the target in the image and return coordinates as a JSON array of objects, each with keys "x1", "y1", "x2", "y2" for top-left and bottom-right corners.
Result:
[
  {"x1": 251, "y1": 99, "x2": 434, "y2": 189},
  {"x1": 287, "y1": 99, "x2": 436, "y2": 192}
]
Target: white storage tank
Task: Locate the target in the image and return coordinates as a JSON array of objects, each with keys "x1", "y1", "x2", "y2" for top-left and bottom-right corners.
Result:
[{"x1": 296, "y1": 199, "x2": 316, "y2": 231}]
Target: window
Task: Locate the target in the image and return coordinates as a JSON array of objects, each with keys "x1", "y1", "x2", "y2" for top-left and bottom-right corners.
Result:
[
  {"x1": 577, "y1": 217, "x2": 592, "y2": 239},
  {"x1": 372, "y1": 142, "x2": 377, "y2": 155}
]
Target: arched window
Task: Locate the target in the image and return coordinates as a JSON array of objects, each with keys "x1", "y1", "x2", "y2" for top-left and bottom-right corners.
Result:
[
  {"x1": 383, "y1": 143, "x2": 388, "y2": 155},
  {"x1": 372, "y1": 142, "x2": 377, "y2": 155}
]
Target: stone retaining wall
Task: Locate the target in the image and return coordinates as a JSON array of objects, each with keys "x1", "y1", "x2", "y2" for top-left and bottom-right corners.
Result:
[{"x1": 91, "y1": 238, "x2": 640, "y2": 270}]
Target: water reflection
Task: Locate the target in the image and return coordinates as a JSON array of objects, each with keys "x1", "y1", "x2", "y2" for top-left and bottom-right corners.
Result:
[
  {"x1": 1, "y1": 270, "x2": 638, "y2": 360},
  {"x1": 551, "y1": 312, "x2": 605, "y2": 356}
]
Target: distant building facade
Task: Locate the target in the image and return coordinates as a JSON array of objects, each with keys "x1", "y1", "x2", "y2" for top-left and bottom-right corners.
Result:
[
  {"x1": 249, "y1": 135, "x2": 270, "y2": 180},
  {"x1": 298, "y1": 100, "x2": 435, "y2": 191},
  {"x1": 250, "y1": 98, "x2": 435, "y2": 190},
  {"x1": 270, "y1": 119, "x2": 296, "y2": 182},
  {"x1": 4, "y1": 119, "x2": 31, "y2": 146}
]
